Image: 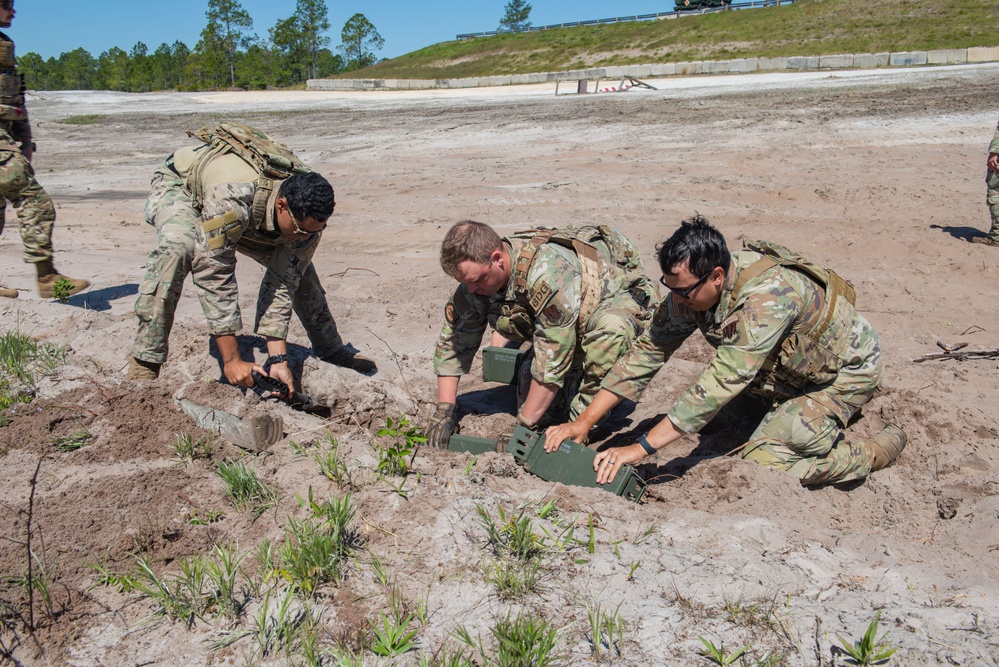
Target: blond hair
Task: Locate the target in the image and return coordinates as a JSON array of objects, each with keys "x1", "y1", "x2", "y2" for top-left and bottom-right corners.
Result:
[{"x1": 440, "y1": 220, "x2": 503, "y2": 279}]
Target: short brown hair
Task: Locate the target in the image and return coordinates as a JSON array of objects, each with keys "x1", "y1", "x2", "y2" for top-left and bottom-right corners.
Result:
[{"x1": 440, "y1": 220, "x2": 503, "y2": 279}]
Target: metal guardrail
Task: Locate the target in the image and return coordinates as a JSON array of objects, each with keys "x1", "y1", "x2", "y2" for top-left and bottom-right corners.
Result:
[{"x1": 456, "y1": 0, "x2": 793, "y2": 40}]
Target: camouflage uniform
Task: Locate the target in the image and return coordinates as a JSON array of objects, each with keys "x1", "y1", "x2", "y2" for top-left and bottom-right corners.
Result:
[
  {"x1": 435, "y1": 226, "x2": 655, "y2": 423},
  {"x1": 0, "y1": 30, "x2": 55, "y2": 264},
  {"x1": 602, "y1": 247, "x2": 884, "y2": 485},
  {"x1": 986, "y1": 119, "x2": 999, "y2": 243},
  {"x1": 131, "y1": 148, "x2": 343, "y2": 365}
]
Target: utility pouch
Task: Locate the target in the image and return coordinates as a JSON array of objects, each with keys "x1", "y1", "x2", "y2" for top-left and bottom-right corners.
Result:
[{"x1": 508, "y1": 426, "x2": 646, "y2": 503}]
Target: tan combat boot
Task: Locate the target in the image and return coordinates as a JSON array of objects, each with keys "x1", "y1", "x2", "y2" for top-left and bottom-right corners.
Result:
[
  {"x1": 972, "y1": 237, "x2": 999, "y2": 247},
  {"x1": 864, "y1": 424, "x2": 907, "y2": 472},
  {"x1": 126, "y1": 357, "x2": 161, "y2": 381},
  {"x1": 36, "y1": 259, "x2": 91, "y2": 299},
  {"x1": 0, "y1": 284, "x2": 16, "y2": 298}
]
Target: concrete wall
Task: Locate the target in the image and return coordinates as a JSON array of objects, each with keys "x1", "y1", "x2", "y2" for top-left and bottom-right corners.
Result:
[{"x1": 307, "y1": 45, "x2": 999, "y2": 91}]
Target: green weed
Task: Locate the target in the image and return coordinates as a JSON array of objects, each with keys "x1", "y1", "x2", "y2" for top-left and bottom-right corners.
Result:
[
  {"x1": 185, "y1": 508, "x2": 226, "y2": 525},
  {"x1": 375, "y1": 415, "x2": 426, "y2": 477},
  {"x1": 456, "y1": 612, "x2": 562, "y2": 667},
  {"x1": 0, "y1": 331, "x2": 67, "y2": 406},
  {"x1": 51, "y1": 278, "x2": 74, "y2": 303},
  {"x1": 173, "y1": 432, "x2": 213, "y2": 462},
  {"x1": 371, "y1": 611, "x2": 418, "y2": 657},
  {"x1": 53, "y1": 429, "x2": 91, "y2": 452},
  {"x1": 56, "y1": 114, "x2": 105, "y2": 125},
  {"x1": 10, "y1": 549, "x2": 58, "y2": 620},
  {"x1": 483, "y1": 558, "x2": 540, "y2": 599},
  {"x1": 697, "y1": 636, "x2": 751, "y2": 665},
  {"x1": 215, "y1": 458, "x2": 277, "y2": 516},
  {"x1": 837, "y1": 611, "x2": 898, "y2": 665},
  {"x1": 314, "y1": 434, "x2": 355, "y2": 489},
  {"x1": 586, "y1": 599, "x2": 625, "y2": 658},
  {"x1": 475, "y1": 504, "x2": 544, "y2": 563}
]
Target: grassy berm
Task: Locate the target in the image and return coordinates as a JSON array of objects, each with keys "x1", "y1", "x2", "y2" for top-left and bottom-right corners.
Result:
[{"x1": 347, "y1": 0, "x2": 997, "y2": 80}]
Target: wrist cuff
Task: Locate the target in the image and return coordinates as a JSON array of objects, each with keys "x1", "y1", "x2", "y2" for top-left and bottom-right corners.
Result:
[
  {"x1": 637, "y1": 433, "x2": 656, "y2": 456},
  {"x1": 266, "y1": 354, "x2": 288, "y2": 366}
]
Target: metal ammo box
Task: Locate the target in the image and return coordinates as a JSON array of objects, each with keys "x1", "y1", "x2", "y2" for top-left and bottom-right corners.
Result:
[
  {"x1": 447, "y1": 433, "x2": 498, "y2": 455},
  {"x1": 481, "y1": 346, "x2": 527, "y2": 384},
  {"x1": 508, "y1": 426, "x2": 646, "y2": 503}
]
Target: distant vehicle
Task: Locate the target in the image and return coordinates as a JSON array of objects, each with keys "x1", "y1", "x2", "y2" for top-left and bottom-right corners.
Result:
[{"x1": 674, "y1": 0, "x2": 732, "y2": 10}]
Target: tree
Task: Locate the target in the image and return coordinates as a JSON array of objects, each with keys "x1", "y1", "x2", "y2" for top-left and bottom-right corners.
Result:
[
  {"x1": 499, "y1": 0, "x2": 532, "y2": 32},
  {"x1": 295, "y1": 0, "x2": 331, "y2": 80},
  {"x1": 270, "y1": 15, "x2": 307, "y2": 84},
  {"x1": 339, "y1": 13, "x2": 383, "y2": 71},
  {"x1": 202, "y1": 0, "x2": 253, "y2": 86}
]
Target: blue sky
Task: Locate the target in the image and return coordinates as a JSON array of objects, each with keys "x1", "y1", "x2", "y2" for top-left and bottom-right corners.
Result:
[{"x1": 13, "y1": 1, "x2": 674, "y2": 61}]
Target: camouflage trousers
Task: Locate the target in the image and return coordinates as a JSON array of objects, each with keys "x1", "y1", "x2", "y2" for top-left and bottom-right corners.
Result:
[
  {"x1": 986, "y1": 169, "x2": 999, "y2": 242},
  {"x1": 740, "y1": 324, "x2": 885, "y2": 485},
  {"x1": 132, "y1": 166, "x2": 344, "y2": 364},
  {"x1": 0, "y1": 133, "x2": 56, "y2": 264},
  {"x1": 517, "y1": 295, "x2": 646, "y2": 425}
]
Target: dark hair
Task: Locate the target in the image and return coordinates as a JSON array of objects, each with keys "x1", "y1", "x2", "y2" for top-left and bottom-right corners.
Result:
[
  {"x1": 440, "y1": 220, "x2": 503, "y2": 279},
  {"x1": 656, "y1": 214, "x2": 731, "y2": 278},
  {"x1": 279, "y1": 172, "x2": 335, "y2": 223}
]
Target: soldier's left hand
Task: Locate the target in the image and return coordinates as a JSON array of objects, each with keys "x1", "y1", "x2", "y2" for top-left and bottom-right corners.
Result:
[
  {"x1": 267, "y1": 362, "x2": 296, "y2": 398},
  {"x1": 989, "y1": 153, "x2": 999, "y2": 171},
  {"x1": 593, "y1": 444, "x2": 645, "y2": 485},
  {"x1": 224, "y1": 358, "x2": 266, "y2": 389}
]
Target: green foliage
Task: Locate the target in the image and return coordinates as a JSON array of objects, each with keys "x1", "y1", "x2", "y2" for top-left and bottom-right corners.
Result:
[
  {"x1": 375, "y1": 415, "x2": 426, "y2": 477},
  {"x1": 483, "y1": 558, "x2": 540, "y2": 599},
  {"x1": 456, "y1": 613, "x2": 562, "y2": 667},
  {"x1": 314, "y1": 432, "x2": 355, "y2": 489},
  {"x1": 586, "y1": 599, "x2": 625, "y2": 658},
  {"x1": 371, "y1": 611, "x2": 418, "y2": 657},
  {"x1": 51, "y1": 278, "x2": 74, "y2": 303},
  {"x1": 53, "y1": 429, "x2": 92, "y2": 452},
  {"x1": 215, "y1": 458, "x2": 278, "y2": 516},
  {"x1": 340, "y1": 13, "x2": 384, "y2": 70},
  {"x1": 11, "y1": 549, "x2": 58, "y2": 619},
  {"x1": 475, "y1": 504, "x2": 544, "y2": 563},
  {"x1": 56, "y1": 114, "x2": 105, "y2": 124},
  {"x1": 837, "y1": 611, "x2": 898, "y2": 665},
  {"x1": 697, "y1": 636, "x2": 751, "y2": 665},
  {"x1": 0, "y1": 330, "x2": 67, "y2": 390},
  {"x1": 500, "y1": 0, "x2": 533, "y2": 32},
  {"x1": 173, "y1": 432, "x2": 214, "y2": 462}
]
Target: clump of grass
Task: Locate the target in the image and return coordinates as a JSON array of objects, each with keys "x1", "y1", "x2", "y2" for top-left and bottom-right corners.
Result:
[
  {"x1": 0, "y1": 330, "x2": 67, "y2": 386},
  {"x1": 173, "y1": 432, "x2": 214, "y2": 462},
  {"x1": 53, "y1": 428, "x2": 92, "y2": 452},
  {"x1": 837, "y1": 611, "x2": 898, "y2": 665},
  {"x1": 56, "y1": 114, "x2": 104, "y2": 125},
  {"x1": 216, "y1": 458, "x2": 277, "y2": 516},
  {"x1": 371, "y1": 610, "x2": 418, "y2": 657},
  {"x1": 314, "y1": 433, "x2": 355, "y2": 489},
  {"x1": 586, "y1": 598, "x2": 625, "y2": 658},
  {"x1": 475, "y1": 504, "x2": 547, "y2": 599},
  {"x1": 456, "y1": 613, "x2": 562, "y2": 666}
]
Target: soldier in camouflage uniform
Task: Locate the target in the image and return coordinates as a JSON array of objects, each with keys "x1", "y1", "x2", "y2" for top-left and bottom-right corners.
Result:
[
  {"x1": 425, "y1": 220, "x2": 656, "y2": 448},
  {"x1": 546, "y1": 215, "x2": 907, "y2": 487},
  {"x1": 126, "y1": 128, "x2": 376, "y2": 389},
  {"x1": 0, "y1": 0, "x2": 88, "y2": 299},
  {"x1": 973, "y1": 116, "x2": 999, "y2": 247}
]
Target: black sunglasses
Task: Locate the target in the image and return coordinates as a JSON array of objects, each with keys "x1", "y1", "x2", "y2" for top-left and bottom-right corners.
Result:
[
  {"x1": 661, "y1": 270, "x2": 712, "y2": 300},
  {"x1": 0, "y1": 1, "x2": 12, "y2": 10}
]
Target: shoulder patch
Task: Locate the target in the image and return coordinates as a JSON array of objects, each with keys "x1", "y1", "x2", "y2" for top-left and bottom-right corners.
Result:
[
  {"x1": 528, "y1": 281, "x2": 556, "y2": 313},
  {"x1": 653, "y1": 301, "x2": 671, "y2": 327},
  {"x1": 721, "y1": 315, "x2": 740, "y2": 343},
  {"x1": 541, "y1": 303, "x2": 561, "y2": 322},
  {"x1": 445, "y1": 303, "x2": 456, "y2": 325}
]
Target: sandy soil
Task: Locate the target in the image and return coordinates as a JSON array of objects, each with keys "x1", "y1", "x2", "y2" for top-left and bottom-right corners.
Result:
[{"x1": 1, "y1": 63, "x2": 998, "y2": 666}]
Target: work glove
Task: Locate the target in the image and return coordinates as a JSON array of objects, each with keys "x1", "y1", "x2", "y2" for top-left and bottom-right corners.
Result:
[{"x1": 425, "y1": 402, "x2": 458, "y2": 449}]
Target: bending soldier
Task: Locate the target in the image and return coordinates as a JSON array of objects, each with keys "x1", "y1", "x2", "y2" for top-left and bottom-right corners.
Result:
[
  {"x1": 974, "y1": 116, "x2": 999, "y2": 247},
  {"x1": 426, "y1": 220, "x2": 656, "y2": 447},
  {"x1": 546, "y1": 215, "x2": 906, "y2": 486},
  {"x1": 126, "y1": 122, "x2": 376, "y2": 391},
  {"x1": 0, "y1": 0, "x2": 89, "y2": 299}
]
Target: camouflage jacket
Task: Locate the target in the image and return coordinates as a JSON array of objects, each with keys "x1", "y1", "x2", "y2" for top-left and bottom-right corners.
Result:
[
  {"x1": 990, "y1": 116, "x2": 999, "y2": 155},
  {"x1": 0, "y1": 30, "x2": 31, "y2": 147},
  {"x1": 435, "y1": 234, "x2": 640, "y2": 386},
  {"x1": 172, "y1": 150, "x2": 320, "y2": 339},
  {"x1": 601, "y1": 248, "x2": 881, "y2": 433}
]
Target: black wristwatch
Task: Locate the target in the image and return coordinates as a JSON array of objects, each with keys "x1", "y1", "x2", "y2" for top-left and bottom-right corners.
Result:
[{"x1": 266, "y1": 354, "x2": 288, "y2": 366}]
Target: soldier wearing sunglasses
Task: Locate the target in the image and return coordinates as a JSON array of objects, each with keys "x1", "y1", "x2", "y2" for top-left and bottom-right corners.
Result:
[
  {"x1": 546, "y1": 214, "x2": 906, "y2": 487},
  {"x1": 0, "y1": 0, "x2": 89, "y2": 299}
]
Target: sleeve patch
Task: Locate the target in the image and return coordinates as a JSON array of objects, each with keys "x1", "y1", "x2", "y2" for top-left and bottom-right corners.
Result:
[
  {"x1": 721, "y1": 315, "x2": 740, "y2": 343},
  {"x1": 528, "y1": 281, "x2": 555, "y2": 313},
  {"x1": 445, "y1": 303, "x2": 456, "y2": 325}
]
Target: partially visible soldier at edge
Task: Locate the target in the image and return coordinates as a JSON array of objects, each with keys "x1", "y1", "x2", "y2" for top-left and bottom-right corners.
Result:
[
  {"x1": 125, "y1": 123, "x2": 376, "y2": 392},
  {"x1": 545, "y1": 215, "x2": 907, "y2": 487},
  {"x1": 425, "y1": 220, "x2": 657, "y2": 448},
  {"x1": 0, "y1": 0, "x2": 89, "y2": 299},
  {"x1": 974, "y1": 116, "x2": 999, "y2": 247}
]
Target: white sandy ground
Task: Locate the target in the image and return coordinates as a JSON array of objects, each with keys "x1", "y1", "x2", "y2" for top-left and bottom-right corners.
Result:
[{"x1": 1, "y1": 63, "x2": 998, "y2": 665}]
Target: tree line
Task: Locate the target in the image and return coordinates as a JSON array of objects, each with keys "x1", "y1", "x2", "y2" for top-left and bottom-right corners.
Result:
[{"x1": 19, "y1": 0, "x2": 385, "y2": 92}]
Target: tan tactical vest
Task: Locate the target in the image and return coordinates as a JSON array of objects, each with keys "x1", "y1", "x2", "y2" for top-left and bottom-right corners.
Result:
[
  {"x1": 497, "y1": 225, "x2": 654, "y2": 341},
  {"x1": 731, "y1": 239, "x2": 857, "y2": 394},
  {"x1": 0, "y1": 33, "x2": 27, "y2": 123}
]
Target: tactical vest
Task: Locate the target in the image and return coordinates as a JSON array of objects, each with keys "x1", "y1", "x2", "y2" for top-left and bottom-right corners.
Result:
[
  {"x1": 731, "y1": 239, "x2": 857, "y2": 396},
  {"x1": 0, "y1": 33, "x2": 27, "y2": 123},
  {"x1": 495, "y1": 225, "x2": 655, "y2": 341},
  {"x1": 184, "y1": 122, "x2": 311, "y2": 250}
]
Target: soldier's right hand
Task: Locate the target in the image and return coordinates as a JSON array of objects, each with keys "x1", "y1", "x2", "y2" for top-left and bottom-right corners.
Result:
[
  {"x1": 224, "y1": 358, "x2": 267, "y2": 389},
  {"x1": 425, "y1": 402, "x2": 458, "y2": 449},
  {"x1": 544, "y1": 420, "x2": 590, "y2": 452}
]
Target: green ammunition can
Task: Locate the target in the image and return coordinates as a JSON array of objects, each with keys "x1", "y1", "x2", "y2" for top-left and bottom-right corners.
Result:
[
  {"x1": 481, "y1": 346, "x2": 527, "y2": 384},
  {"x1": 508, "y1": 426, "x2": 646, "y2": 503},
  {"x1": 447, "y1": 433, "x2": 498, "y2": 455}
]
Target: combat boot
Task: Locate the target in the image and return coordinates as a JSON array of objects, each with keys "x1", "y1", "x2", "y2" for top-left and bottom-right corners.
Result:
[
  {"x1": 863, "y1": 424, "x2": 907, "y2": 472},
  {"x1": 36, "y1": 259, "x2": 90, "y2": 299},
  {"x1": 972, "y1": 237, "x2": 999, "y2": 247},
  {"x1": 321, "y1": 347, "x2": 377, "y2": 374},
  {"x1": 126, "y1": 357, "x2": 161, "y2": 381},
  {"x1": 0, "y1": 284, "x2": 16, "y2": 298}
]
